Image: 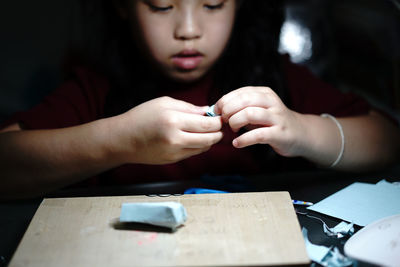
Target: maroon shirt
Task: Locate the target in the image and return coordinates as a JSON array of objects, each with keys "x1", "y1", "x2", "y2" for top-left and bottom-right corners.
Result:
[{"x1": 2, "y1": 60, "x2": 371, "y2": 185}]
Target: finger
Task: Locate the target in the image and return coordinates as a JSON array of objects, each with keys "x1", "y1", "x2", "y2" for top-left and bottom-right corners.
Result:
[
  {"x1": 164, "y1": 97, "x2": 207, "y2": 115},
  {"x1": 228, "y1": 107, "x2": 273, "y2": 132},
  {"x1": 216, "y1": 87, "x2": 277, "y2": 122},
  {"x1": 180, "y1": 131, "x2": 223, "y2": 148},
  {"x1": 214, "y1": 88, "x2": 247, "y2": 115},
  {"x1": 215, "y1": 86, "x2": 268, "y2": 113},
  {"x1": 180, "y1": 113, "x2": 223, "y2": 133},
  {"x1": 232, "y1": 127, "x2": 274, "y2": 148}
]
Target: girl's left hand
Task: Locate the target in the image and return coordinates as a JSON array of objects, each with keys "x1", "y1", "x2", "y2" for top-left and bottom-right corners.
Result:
[{"x1": 214, "y1": 86, "x2": 307, "y2": 157}]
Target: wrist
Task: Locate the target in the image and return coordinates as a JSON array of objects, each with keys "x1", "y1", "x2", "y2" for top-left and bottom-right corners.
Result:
[
  {"x1": 320, "y1": 114, "x2": 345, "y2": 167},
  {"x1": 298, "y1": 114, "x2": 344, "y2": 167},
  {"x1": 92, "y1": 116, "x2": 130, "y2": 166}
]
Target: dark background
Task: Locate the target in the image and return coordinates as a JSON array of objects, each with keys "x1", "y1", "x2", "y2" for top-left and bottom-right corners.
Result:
[
  {"x1": 0, "y1": 1, "x2": 399, "y2": 265},
  {"x1": 0, "y1": 0, "x2": 399, "y2": 123},
  {"x1": 281, "y1": 0, "x2": 400, "y2": 121}
]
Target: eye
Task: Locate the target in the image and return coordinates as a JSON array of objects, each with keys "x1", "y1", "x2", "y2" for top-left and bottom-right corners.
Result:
[
  {"x1": 148, "y1": 3, "x2": 173, "y2": 12},
  {"x1": 204, "y1": 2, "x2": 225, "y2": 10}
]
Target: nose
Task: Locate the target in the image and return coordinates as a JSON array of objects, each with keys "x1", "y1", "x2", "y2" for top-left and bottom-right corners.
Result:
[{"x1": 174, "y1": 9, "x2": 202, "y2": 40}]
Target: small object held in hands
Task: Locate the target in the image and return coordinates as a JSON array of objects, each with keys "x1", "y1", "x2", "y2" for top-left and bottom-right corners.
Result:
[
  {"x1": 206, "y1": 104, "x2": 217, "y2": 117},
  {"x1": 120, "y1": 202, "x2": 187, "y2": 230}
]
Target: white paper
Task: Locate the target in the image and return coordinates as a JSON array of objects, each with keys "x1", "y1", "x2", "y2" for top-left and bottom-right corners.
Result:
[
  {"x1": 307, "y1": 180, "x2": 400, "y2": 226},
  {"x1": 323, "y1": 221, "x2": 354, "y2": 238}
]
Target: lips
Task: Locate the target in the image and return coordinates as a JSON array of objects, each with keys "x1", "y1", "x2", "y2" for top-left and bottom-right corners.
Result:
[{"x1": 172, "y1": 50, "x2": 204, "y2": 70}]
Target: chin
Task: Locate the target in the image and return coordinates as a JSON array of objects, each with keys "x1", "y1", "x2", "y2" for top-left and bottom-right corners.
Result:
[{"x1": 168, "y1": 69, "x2": 207, "y2": 84}]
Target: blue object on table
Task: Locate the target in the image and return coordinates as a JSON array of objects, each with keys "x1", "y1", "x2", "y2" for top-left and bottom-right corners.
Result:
[{"x1": 184, "y1": 188, "x2": 228, "y2": 194}]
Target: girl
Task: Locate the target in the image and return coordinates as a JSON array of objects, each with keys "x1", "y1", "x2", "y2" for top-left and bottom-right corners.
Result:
[{"x1": 1, "y1": 0, "x2": 399, "y2": 199}]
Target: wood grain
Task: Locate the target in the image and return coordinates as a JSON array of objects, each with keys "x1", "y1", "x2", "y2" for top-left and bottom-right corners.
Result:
[{"x1": 9, "y1": 192, "x2": 309, "y2": 267}]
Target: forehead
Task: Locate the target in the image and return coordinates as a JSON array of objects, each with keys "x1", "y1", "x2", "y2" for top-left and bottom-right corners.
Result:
[
  {"x1": 129, "y1": 0, "x2": 237, "y2": 19},
  {"x1": 133, "y1": 0, "x2": 235, "y2": 6},
  {"x1": 125, "y1": 0, "x2": 238, "y2": 29}
]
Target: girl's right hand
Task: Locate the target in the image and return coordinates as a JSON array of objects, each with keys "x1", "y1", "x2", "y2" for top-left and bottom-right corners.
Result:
[{"x1": 115, "y1": 96, "x2": 223, "y2": 165}]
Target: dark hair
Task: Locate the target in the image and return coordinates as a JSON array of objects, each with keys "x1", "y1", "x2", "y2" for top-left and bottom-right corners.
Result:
[
  {"x1": 214, "y1": 0, "x2": 286, "y2": 96},
  {"x1": 72, "y1": 0, "x2": 286, "y2": 117}
]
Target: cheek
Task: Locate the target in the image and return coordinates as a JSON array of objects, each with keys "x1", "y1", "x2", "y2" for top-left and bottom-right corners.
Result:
[
  {"x1": 144, "y1": 28, "x2": 169, "y2": 59},
  {"x1": 206, "y1": 15, "x2": 235, "y2": 58},
  {"x1": 134, "y1": 15, "x2": 172, "y2": 61}
]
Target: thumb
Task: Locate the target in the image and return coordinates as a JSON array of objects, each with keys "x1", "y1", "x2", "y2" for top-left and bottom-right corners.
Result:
[{"x1": 169, "y1": 98, "x2": 207, "y2": 115}]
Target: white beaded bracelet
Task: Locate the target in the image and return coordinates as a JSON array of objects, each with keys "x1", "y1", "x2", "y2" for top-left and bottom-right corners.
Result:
[{"x1": 321, "y1": 113, "x2": 345, "y2": 167}]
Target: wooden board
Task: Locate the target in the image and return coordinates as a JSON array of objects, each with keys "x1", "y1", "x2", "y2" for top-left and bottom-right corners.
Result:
[{"x1": 9, "y1": 192, "x2": 309, "y2": 267}]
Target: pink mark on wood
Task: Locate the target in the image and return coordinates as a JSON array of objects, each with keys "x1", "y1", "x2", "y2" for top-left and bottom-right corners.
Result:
[{"x1": 137, "y1": 232, "x2": 158, "y2": 245}]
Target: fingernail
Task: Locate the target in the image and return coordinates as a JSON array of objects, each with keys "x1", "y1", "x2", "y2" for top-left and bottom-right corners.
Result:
[{"x1": 232, "y1": 139, "x2": 238, "y2": 147}]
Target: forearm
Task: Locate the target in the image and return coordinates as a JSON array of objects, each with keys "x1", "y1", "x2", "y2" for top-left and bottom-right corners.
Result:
[
  {"x1": 0, "y1": 118, "x2": 124, "y2": 199},
  {"x1": 300, "y1": 111, "x2": 400, "y2": 171}
]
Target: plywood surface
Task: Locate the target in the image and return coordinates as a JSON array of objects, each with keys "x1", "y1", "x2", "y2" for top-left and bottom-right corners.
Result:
[{"x1": 9, "y1": 192, "x2": 309, "y2": 267}]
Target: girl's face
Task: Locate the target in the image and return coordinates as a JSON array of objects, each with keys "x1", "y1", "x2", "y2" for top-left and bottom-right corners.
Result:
[{"x1": 122, "y1": 0, "x2": 237, "y2": 82}]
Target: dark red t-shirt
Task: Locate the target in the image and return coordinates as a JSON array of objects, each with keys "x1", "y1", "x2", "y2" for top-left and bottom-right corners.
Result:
[{"x1": 2, "y1": 60, "x2": 371, "y2": 185}]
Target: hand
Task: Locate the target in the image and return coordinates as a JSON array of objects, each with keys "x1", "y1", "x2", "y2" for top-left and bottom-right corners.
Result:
[
  {"x1": 116, "y1": 96, "x2": 223, "y2": 164},
  {"x1": 214, "y1": 86, "x2": 307, "y2": 157}
]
